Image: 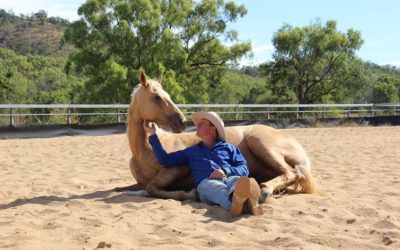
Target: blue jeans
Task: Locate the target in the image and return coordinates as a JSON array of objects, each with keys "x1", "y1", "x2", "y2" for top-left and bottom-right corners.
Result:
[{"x1": 197, "y1": 176, "x2": 241, "y2": 210}]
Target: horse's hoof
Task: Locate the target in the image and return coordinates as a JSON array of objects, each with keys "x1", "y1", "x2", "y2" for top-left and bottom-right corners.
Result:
[
  {"x1": 259, "y1": 190, "x2": 272, "y2": 203},
  {"x1": 187, "y1": 189, "x2": 198, "y2": 201}
]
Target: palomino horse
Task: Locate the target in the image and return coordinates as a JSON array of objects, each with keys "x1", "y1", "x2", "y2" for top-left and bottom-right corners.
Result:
[{"x1": 115, "y1": 71, "x2": 316, "y2": 203}]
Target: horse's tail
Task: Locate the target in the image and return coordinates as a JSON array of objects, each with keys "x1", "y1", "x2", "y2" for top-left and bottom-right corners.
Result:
[{"x1": 293, "y1": 154, "x2": 318, "y2": 194}]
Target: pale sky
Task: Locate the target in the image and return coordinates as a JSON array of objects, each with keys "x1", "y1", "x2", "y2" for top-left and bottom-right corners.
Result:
[{"x1": 2, "y1": 0, "x2": 399, "y2": 67}]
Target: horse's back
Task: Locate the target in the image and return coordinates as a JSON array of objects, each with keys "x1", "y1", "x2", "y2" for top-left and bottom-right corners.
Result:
[
  {"x1": 226, "y1": 124, "x2": 308, "y2": 169},
  {"x1": 225, "y1": 124, "x2": 300, "y2": 147}
]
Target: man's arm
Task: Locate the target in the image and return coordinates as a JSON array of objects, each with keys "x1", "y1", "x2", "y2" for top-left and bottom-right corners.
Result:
[
  {"x1": 220, "y1": 146, "x2": 249, "y2": 177},
  {"x1": 144, "y1": 120, "x2": 189, "y2": 167},
  {"x1": 148, "y1": 134, "x2": 189, "y2": 167}
]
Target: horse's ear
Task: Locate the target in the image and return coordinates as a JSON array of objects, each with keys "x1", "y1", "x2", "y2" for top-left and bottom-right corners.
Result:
[
  {"x1": 157, "y1": 72, "x2": 163, "y2": 85},
  {"x1": 140, "y1": 70, "x2": 148, "y2": 87}
]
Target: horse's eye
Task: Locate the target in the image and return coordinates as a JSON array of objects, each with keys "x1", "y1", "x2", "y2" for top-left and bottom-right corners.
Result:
[{"x1": 154, "y1": 95, "x2": 162, "y2": 100}]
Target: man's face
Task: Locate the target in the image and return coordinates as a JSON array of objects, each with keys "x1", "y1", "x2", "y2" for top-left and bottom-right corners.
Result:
[{"x1": 196, "y1": 118, "x2": 216, "y2": 139}]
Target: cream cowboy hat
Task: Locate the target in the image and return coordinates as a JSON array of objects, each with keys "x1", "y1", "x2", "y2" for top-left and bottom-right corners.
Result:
[{"x1": 192, "y1": 111, "x2": 225, "y2": 140}]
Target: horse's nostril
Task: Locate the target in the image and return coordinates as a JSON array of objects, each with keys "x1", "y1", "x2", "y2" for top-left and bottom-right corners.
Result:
[{"x1": 178, "y1": 117, "x2": 187, "y2": 130}]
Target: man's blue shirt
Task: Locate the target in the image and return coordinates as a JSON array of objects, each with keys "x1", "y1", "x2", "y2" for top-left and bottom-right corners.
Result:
[{"x1": 148, "y1": 134, "x2": 249, "y2": 187}]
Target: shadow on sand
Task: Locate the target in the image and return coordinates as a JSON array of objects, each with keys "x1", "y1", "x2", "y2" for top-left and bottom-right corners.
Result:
[
  {"x1": 0, "y1": 188, "x2": 258, "y2": 222},
  {"x1": 0, "y1": 189, "x2": 145, "y2": 210}
]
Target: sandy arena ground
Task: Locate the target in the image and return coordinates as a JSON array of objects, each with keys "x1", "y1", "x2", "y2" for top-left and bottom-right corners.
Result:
[{"x1": 1, "y1": 126, "x2": 399, "y2": 249}]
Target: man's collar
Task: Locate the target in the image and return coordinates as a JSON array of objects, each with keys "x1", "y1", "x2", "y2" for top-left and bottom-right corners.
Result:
[{"x1": 198, "y1": 138, "x2": 224, "y2": 148}]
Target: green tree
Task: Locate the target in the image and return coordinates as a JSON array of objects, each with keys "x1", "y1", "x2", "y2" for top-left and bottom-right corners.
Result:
[
  {"x1": 0, "y1": 48, "x2": 33, "y2": 103},
  {"x1": 321, "y1": 57, "x2": 373, "y2": 103},
  {"x1": 266, "y1": 20, "x2": 364, "y2": 104},
  {"x1": 371, "y1": 74, "x2": 399, "y2": 103},
  {"x1": 34, "y1": 10, "x2": 48, "y2": 25},
  {"x1": 0, "y1": 9, "x2": 15, "y2": 24},
  {"x1": 63, "y1": 0, "x2": 251, "y2": 104},
  {"x1": 0, "y1": 48, "x2": 83, "y2": 104},
  {"x1": 210, "y1": 69, "x2": 268, "y2": 104}
]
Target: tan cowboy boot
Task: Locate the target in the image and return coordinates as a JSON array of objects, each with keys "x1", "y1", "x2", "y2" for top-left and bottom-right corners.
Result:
[
  {"x1": 244, "y1": 178, "x2": 264, "y2": 215},
  {"x1": 230, "y1": 177, "x2": 263, "y2": 216}
]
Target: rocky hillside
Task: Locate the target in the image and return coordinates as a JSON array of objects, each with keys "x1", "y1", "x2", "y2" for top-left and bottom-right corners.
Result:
[{"x1": 0, "y1": 9, "x2": 73, "y2": 56}]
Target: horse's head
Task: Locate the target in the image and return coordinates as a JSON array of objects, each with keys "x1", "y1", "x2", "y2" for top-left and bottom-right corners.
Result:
[{"x1": 130, "y1": 70, "x2": 186, "y2": 133}]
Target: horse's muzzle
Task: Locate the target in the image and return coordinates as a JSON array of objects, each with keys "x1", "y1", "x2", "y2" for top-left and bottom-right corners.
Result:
[{"x1": 169, "y1": 114, "x2": 186, "y2": 133}]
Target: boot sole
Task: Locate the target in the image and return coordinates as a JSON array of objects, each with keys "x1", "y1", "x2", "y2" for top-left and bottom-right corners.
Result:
[
  {"x1": 230, "y1": 177, "x2": 250, "y2": 216},
  {"x1": 230, "y1": 177, "x2": 263, "y2": 216}
]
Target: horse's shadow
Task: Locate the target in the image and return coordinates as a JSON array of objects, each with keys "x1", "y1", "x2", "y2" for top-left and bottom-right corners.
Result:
[
  {"x1": 0, "y1": 189, "x2": 150, "y2": 210},
  {"x1": 0, "y1": 189, "x2": 248, "y2": 222}
]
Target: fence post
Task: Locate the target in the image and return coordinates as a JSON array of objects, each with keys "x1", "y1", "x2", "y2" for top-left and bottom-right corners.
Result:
[
  {"x1": 9, "y1": 108, "x2": 14, "y2": 127},
  {"x1": 116, "y1": 107, "x2": 121, "y2": 123},
  {"x1": 393, "y1": 106, "x2": 396, "y2": 116},
  {"x1": 234, "y1": 104, "x2": 238, "y2": 120},
  {"x1": 267, "y1": 106, "x2": 270, "y2": 120},
  {"x1": 370, "y1": 105, "x2": 374, "y2": 117},
  {"x1": 296, "y1": 106, "x2": 299, "y2": 119},
  {"x1": 67, "y1": 107, "x2": 71, "y2": 125}
]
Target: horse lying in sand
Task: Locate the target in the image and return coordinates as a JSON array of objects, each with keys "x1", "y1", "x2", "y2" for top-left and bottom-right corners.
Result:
[{"x1": 115, "y1": 71, "x2": 316, "y2": 203}]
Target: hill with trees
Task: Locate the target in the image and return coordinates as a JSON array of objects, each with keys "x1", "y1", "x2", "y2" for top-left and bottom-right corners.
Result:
[{"x1": 0, "y1": 9, "x2": 72, "y2": 56}]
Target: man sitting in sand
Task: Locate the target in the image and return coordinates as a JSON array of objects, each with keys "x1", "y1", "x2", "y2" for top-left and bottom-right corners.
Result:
[{"x1": 144, "y1": 111, "x2": 263, "y2": 216}]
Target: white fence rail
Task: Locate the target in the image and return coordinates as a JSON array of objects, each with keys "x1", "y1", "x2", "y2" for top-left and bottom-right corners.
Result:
[{"x1": 0, "y1": 103, "x2": 399, "y2": 127}]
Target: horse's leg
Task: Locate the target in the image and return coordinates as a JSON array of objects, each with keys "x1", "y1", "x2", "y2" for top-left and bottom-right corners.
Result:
[
  {"x1": 115, "y1": 157, "x2": 148, "y2": 192},
  {"x1": 258, "y1": 153, "x2": 299, "y2": 203},
  {"x1": 145, "y1": 167, "x2": 196, "y2": 201},
  {"x1": 259, "y1": 160, "x2": 316, "y2": 198},
  {"x1": 114, "y1": 183, "x2": 142, "y2": 192},
  {"x1": 246, "y1": 139, "x2": 299, "y2": 203}
]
